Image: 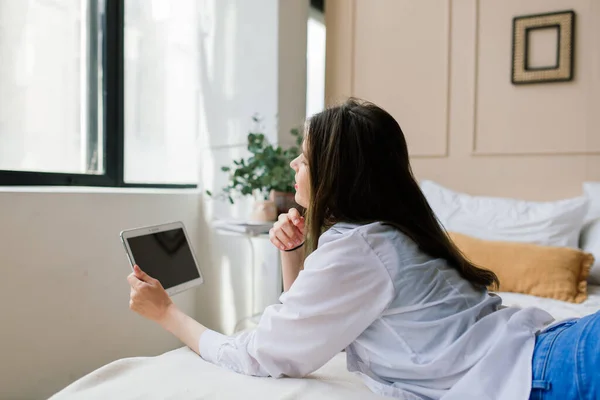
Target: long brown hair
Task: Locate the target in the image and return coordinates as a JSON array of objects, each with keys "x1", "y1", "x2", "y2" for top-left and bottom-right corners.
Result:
[{"x1": 304, "y1": 98, "x2": 498, "y2": 289}]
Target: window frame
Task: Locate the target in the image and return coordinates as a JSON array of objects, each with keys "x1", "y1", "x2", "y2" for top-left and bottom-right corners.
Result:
[
  {"x1": 311, "y1": 0, "x2": 324, "y2": 13},
  {"x1": 0, "y1": 0, "x2": 197, "y2": 189}
]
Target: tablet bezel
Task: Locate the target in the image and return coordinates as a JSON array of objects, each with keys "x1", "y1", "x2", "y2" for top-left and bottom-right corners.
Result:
[{"x1": 120, "y1": 221, "x2": 204, "y2": 296}]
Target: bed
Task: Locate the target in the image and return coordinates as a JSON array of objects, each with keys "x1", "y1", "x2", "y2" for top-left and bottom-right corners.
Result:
[
  {"x1": 48, "y1": 342, "x2": 387, "y2": 400},
  {"x1": 497, "y1": 285, "x2": 600, "y2": 321},
  {"x1": 48, "y1": 286, "x2": 600, "y2": 400},
  {"x1": 50, "y1": 181, "x2": 600, "y2": 399}
]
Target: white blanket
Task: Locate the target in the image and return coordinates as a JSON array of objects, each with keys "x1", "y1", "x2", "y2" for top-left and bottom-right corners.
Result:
[
  {"x1": 49, "y1": 348, "x2": 388, "y2": 400},
  {"x1": 497, "y1": 284, "x2": 600, "y2": 322},
  {"x1": 50, "y1": 287, "x2": 600, "y2": 400}
]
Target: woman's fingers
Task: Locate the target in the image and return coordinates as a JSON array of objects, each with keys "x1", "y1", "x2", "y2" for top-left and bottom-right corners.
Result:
[
  {"x1": 280, "y1": 222, "x2": 301, "y2": 246},
  {"x1": 126, "y1": 271, "x2": 173, "y2": 321},
  {"x1": 293, "y1": 217, "x2": 305, "y2": 234},
  {"x1": 288, "y1": 208, "x2": 302, "y2": 224},
  {"x1": 288, "y1": 208, "x2": 305, "y2": 234},
  {"x1": 288, "y1": 208, "x2": 300, "y2": 220},
  {"x1": 133, "y1": 265, "x2": 157, "y2": 284},
  {"x1": 269, "y1": 228, "x2": 287, "y2": 251},
  {"x1": 270, "y1": 210, "x2": 306, "y2": 251},
  {"x1": 280, "y1": 213, "x2": 305, "y2": 244},
  {"x1": 127, "y1": 273, "x2": 143, "y2": 288}
]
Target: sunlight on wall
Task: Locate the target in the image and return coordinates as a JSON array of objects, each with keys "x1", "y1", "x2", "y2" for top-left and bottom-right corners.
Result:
[
  {"x1": 151, "y1": 0, "x2": 171, "y2": 20},
  {"x1": 224, "y1": 2, "x2": 237, "y2": 100},
  {"x1": 197, "y1": 0, "x2": 216, "y2": 83},
  {"x1": 219, "y1": 254, "x2": 236, "y2": 334},
  {"x1": 199, "y1": 148, "x2": 215, "y2": 217},
  {"x1": 253, "y1": 237, "x2": 282, "y2": 313},
  {"x1": 306, "y1": 10, "x2": 326, "y2": 118},
  {"x1": 194, "y1": 0, "x2": 300, "y2": 335}
]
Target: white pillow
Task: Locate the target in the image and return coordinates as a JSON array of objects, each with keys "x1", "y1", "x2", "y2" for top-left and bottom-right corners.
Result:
[
  {"x1": 581, "y1": 218, "x2": 600, "y2": 284},
  {"x1": 583, "y1": 182, "x2": 600, "y2": 222},
  {"x1": 582, "y1": 182, "x2": 600, "y2": 283},
  {"x1": 420, "y1": 180, "x2": 589, "y2": 248}
]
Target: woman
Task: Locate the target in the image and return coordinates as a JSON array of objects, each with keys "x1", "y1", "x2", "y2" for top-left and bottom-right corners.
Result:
[{"x1": 127, "y1": 98, "x2": 599, "y2": 400}]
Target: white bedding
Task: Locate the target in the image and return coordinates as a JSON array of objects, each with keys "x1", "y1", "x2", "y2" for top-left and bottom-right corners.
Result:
[
  {"x1": 49, "y1": 347, "x2": 388, "y2": 400},
  {"x1": 50, "y1": 286, "x2": 600, "y2": 400},
  {"x1": 497, "y1": 284, "x2": 600, "y2": 322}
]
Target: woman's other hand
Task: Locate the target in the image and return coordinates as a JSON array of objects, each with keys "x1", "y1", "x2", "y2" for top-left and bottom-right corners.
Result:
[
  {"x1": 269, "y1": 208, "x2": 305, "y2": 251},
  {"x1": 127, "y1": 265, "x2": 173, "y2": 323}
]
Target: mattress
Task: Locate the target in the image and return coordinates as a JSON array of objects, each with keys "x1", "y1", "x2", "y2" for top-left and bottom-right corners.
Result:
[
  {"x1": 50, "y1": 287, "x2": 600, "y2": 400},
  {"x1": 496, "y1": 284, "x2": 600, "y2": 322},
  {"x1": 48, "y1": 347, "x2": 388, "y2": 400}
]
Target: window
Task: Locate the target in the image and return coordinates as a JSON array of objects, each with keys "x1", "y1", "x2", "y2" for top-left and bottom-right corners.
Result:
[
  {"x1": 0, "y1": 0, "x2": 197, "y2": 188},
  {"x1": 124, "y1": 0, "x2": 199, "y2": 184}
]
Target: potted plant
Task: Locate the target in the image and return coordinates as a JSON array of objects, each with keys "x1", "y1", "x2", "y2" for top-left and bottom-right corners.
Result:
[{"x1": 206, "y1": 116, "x2": 304, "y2": 221}]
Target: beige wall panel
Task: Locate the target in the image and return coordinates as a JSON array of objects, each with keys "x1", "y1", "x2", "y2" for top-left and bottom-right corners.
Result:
[
  {"x1": 324, "y1": 0, "x2": 355, "y2": 105},
  {"x1": 586, "y1": 157, "x2": 600, "y2": 182},
  {"x1": 411, "y1": 155, "x2": 590, "y2": 201},
  {"x1": 352, "y1": 0, "x2": 450, "y2": 157},
  {"x1": 325, "y1": 0, "x2": 600, "y2": 200},
  {"x1": 474, "y1": 0, "x2": 600, "y2": 155}
]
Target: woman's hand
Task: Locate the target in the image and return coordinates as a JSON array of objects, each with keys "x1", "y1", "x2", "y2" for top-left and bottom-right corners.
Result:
[
  {"x1": 127, "y1": 265, "x2": 174, "y2": 323},
  {"x1": 269, "y1": 208, "x2": 305, "y2": 251}
]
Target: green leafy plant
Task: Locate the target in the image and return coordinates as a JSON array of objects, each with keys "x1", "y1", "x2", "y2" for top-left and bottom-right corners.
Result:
[{"x1": 206, "y1": 116, "x2": 303, "y2": 204}]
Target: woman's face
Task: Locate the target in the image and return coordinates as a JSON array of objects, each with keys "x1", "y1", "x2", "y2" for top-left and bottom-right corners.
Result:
[{"x1": 290, "y1": 139, "x2": 310, "y2": 209}]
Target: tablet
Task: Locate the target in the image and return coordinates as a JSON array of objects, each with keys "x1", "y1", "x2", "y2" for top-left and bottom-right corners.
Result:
[{"x1": 120, "y1": 221, "x2": 204, "y2": 296}]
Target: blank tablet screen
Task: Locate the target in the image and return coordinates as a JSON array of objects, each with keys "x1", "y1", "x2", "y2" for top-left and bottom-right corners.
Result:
[{"x1": 126, "y1": 228, "x2": 200, "y2": 289}]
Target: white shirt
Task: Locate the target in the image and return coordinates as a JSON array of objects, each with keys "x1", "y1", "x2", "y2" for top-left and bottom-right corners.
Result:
[{"x1": 199, "y1": 222, "x2": 555, "y2": 400}]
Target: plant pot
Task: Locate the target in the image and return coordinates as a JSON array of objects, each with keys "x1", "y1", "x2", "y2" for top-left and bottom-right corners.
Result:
[
  {"x1": 251, "y1": 200, "x2": 278, "y2": 222},
  {"x1": 269, "y1": 190, "x2": 303, "y2": 215}
]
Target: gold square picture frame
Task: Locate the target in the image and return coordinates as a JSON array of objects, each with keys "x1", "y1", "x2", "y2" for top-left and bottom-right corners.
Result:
[{"x1": 511, "y1": 10, "x2": 575, "y2": 84}]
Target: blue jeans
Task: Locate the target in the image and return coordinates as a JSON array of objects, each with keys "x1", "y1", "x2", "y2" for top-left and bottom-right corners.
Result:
[{"x1": 529, "y1": 311, "x2": 600, "y2": 400}]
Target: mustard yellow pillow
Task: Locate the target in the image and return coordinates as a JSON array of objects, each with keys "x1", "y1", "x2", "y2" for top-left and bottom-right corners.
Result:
[{"x1": 448, "y1": 232, "x2": 594, "y2": 303}]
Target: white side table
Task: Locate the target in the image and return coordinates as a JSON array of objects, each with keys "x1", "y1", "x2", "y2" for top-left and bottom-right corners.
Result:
[{"x1": 214, "y1": 227, "x2": 282, "y2": 332}]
